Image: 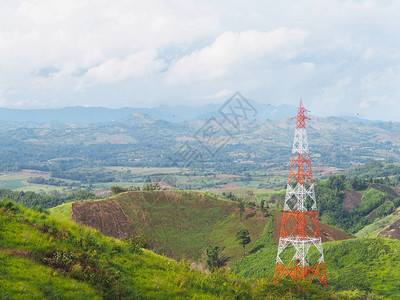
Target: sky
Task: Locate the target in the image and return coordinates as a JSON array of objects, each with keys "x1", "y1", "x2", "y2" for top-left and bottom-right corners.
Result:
[{"x1": 0, "y1": 0, "x2": 399, "y2": 121}]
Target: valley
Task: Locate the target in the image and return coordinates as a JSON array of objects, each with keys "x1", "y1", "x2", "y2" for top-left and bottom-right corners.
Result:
[{"x1": 1, "y1": 111, "x2": 400, "y2": 299}]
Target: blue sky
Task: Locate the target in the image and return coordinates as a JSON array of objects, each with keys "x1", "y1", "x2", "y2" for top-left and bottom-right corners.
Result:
[{"x1": 0, "y1": 0, "x2": 399, "y2": 121}]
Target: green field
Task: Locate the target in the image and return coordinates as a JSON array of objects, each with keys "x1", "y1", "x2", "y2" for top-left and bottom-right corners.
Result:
[{"x1": 0, "y1": 179, "x2": 25, "y2": 190}]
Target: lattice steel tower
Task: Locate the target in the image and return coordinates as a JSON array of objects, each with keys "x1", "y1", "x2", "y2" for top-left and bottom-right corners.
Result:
[{"x1": 274, "y1": 100, "x2": 328, "y2": 288}]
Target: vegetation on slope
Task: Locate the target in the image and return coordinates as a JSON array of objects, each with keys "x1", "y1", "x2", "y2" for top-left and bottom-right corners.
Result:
[
  {"x1": 0, "y1": 200, "x2": 335, "y2": 299},
  {"x1": 0, "y1": 251, "x2": 100, "y2": 299},
  {"x1": 316, "y1": 175, "x2": 400, "y2": 234},
  {"x1": 324, "y1": 237, "x2": 400, "y2": 298},
  {"x1": 355, "y1": 207, "x2": 400, "y2": 238},
  {"x1": 233, "y1": 216, "x2": 400, "y2": 299}
]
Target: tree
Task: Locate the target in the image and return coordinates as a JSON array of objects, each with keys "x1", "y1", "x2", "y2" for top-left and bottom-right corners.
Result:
[
  {"x1": 204, "y1": 245, "x2": 226, "y2": 271},
  {"x1": 260, "y1": 199, "x2": 265, "y2": 212},
  {"x1": 350, "y1": 178, "x2": 368, "y2": 190},
  {"x1": 236, "y1": 229, "x2": 251, "y2": 256},
  {"x1": 237, "y1": 201, "x2": 245, "y2": 220},
  {"x1": 327, "y1": 175, "x2": 346, "y2": 191},
  {"x1": 111, "y1": 186, "x2": 128, "y2": 195},
  {"x1": 260, "y1": 199, "x2": 269, "y2": 217},
  {"x1": 143, "y1": 183, "x2": 162, "y2": 191}
]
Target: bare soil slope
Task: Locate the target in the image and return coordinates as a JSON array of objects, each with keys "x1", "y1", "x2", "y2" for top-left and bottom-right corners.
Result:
[
  {"x1": 378, "y1": 208, "x2": 400, "y2": 240},
  {"x1": 342, "y1": 189, "x2": 363, "y2": 211},
  {"x1": 71, "y1": 198, "x2": 135, "y2": 240}
]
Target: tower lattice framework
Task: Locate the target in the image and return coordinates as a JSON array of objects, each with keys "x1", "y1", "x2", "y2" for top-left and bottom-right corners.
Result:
[{"x1": 274, "y1": 100, "x2": 328, "y2": 288}]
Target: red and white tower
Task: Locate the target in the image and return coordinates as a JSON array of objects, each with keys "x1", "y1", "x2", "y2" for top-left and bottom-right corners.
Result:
[{"x1": 274, "y1": 100, "x2": 328, "y2": 288}]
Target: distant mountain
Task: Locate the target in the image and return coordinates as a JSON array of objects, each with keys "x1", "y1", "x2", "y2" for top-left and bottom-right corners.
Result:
[
  {"x1": 0, "y1": 110, "x2": 398, "y2": 175},
  {"x1": 0, "y1": 102, "x2": 300, "y2": 124}
]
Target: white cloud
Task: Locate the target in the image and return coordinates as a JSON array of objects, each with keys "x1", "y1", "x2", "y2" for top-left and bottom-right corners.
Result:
[
  {"x1": 362, "y1": 48, "x2": 375, "y2": 59},
  {"x1": 298, "y1": 62, "x2": 315, "y2": 71},
  {"x1": 0, "y1": 0, "x2": 218, "y2": 76},
  {"x1": 360, "y1": 95, "x2": 394, "y2": 109},
  {"x1": 361, "y1": 67, "x2": 400, "y2": 90},
  {"x1": 78, "y1": 51, "x2": 164, "y2": 89},
  {"x1": 204, "y1": 89, "x2": 232, "y2": 100},
  {"x1": 0, "y1": 0, "x2": 399, "y2": 120},
  {"x1": 167, "y1": 28, "x2": 307, "y2": 83},
  {"x1": 319, "y1": 77, "x2": 353, "y2": 104}
]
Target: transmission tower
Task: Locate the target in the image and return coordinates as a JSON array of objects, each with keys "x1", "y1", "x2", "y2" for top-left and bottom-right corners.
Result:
[{"x1": 274, "y1": 99, "x2": 328, "y2": 288}]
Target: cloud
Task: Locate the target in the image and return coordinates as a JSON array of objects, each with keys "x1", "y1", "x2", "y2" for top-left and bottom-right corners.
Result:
[
  {"x1": 78, "y1": 51, "x2": 164, "y2": 89},
  {"x1": 360, "y1": 95, "x2": 394, "y2": 109},
  {"x1": 361, "y1": 67, "x2": 400, "y2": 90},
  {"x1": 204, "y1": 89, "x2": 232, "y2": 100},
  {"x1": 0, "y1": 0, "x2": 399, "y2": 120},
  {"x1": 0, "y1": 0, "x2": 219, "y2": 76},
  {"x1": 320, "y1": 77, "x2": 353, "y2": 104},
  {"x1": 167, "y1": 28, "x2": 307, "y2": 83}
]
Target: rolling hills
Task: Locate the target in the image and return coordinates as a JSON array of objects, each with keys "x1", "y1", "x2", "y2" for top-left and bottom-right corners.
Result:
[
  {"x1": 313, "y1": 174, "x2": 400, "y2": 239},
  {"x1": 0, "y1": 112, "x2": 398, "y2": 192},
  {"x1": 2, "y1": 188, "x2": 398, "y2": 298},
  {"x1": 58, "y1": 189, "x2": 398, "y2": 298},
  {"x1": 0, "y1": 200, "x2": 336, "y2": 299},
  {"x1": 63, "y1": 190, "x2": 352, "y2": 264}
]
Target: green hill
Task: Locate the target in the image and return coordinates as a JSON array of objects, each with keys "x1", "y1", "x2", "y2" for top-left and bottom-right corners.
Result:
[
  {"x1": 311, "y1": 174, "x2": 400, "y2": 237},
  {"x1": 1, "y1": 200, "x2": 336, "y2": 299},
  {"x1": 60, "y1": 190, "x2": 269, "y2": 264},
  {"x1": 57, "y1": 190, "x2": 352, "y2": 266},
  {"x1": 233, "y1": 216, "x2": 400, "y2": 299}
]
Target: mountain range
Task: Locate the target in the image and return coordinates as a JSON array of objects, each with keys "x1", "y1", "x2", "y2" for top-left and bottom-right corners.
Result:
[{"x1": 0, "y1": 102, "x2": 380, "y2": 124}]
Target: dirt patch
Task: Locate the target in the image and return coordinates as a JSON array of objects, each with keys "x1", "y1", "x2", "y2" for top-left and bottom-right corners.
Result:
[
  {"x1": 19, "y1": 169, "x2": 50, "y2": 177},
  {"x1": 342, "y1": 189, "x2": 363, "y2": 211},
  {"x1": 313, "y1": 166, "x2": 343, "y2": 176},
  {"x1": 71, "y1": 199, "x2": 135, "y2": 240},
  {"x1": 0, "y1": 248, "x2": 29, "y2": 258},
  {"x1": 219, "y1": 183, "x2": 237, "y2": 188},
  {"x1": 367, "y1": 210, "x2": 377, "y2": 220},
  {"x1": 94, "y1": 190, "x2": 110, "y2": 197},
  {"x1": 377, "y1": 209, "x2": 400, "y2": 240},
  {"x1": 390, "y1": 187, "x2": 400, "y2": 196},
  {"x1": 273, "y1": 212, "x2": 353, "y2": 245},
  {"x1": 0, "y1": 169, "x2": 50, "y2": 178},
  {"x1": 378, "y1": 218, "x2": 400, "y2": 240}
]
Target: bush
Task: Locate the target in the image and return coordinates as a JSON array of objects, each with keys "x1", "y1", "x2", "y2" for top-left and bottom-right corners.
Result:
[{"x1": 124, "y1": 234, "x2": 149, "y2": 254}]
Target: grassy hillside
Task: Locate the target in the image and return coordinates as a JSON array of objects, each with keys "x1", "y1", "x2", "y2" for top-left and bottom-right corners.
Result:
[
  {"x1": 60, "y1": 190, "x2": 351, "y2": 266},
  {"x1": 67, "y1": 190, "x2": 269, "y2": 264},
  {"x1": 1, "y1": 200, "x2": 335, "y2": 299},
  {"x1": 0, "y1": 251, "x2": 100, "y2": 299},
  {"x1": 356, "y1": 207, "x2": 400, "y2": 238},
  {"x1": 233, "y1": 216, "x2": 400, "y2": 299}
]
